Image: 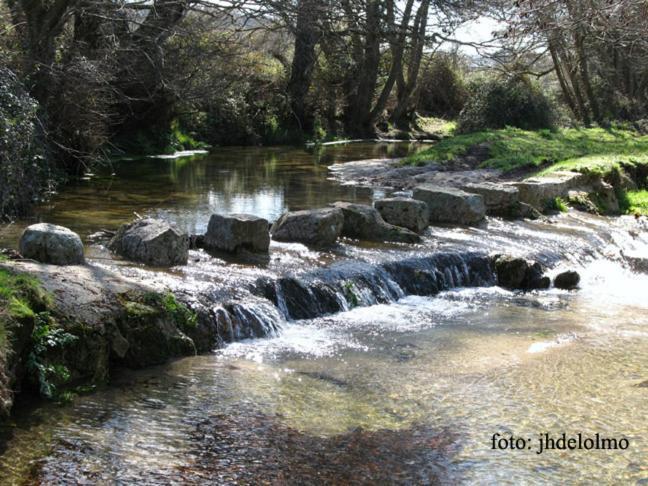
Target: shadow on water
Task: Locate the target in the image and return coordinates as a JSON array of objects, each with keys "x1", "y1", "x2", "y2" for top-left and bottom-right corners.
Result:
[{"x1": 183, "y1": 409, "x2": 458, "y2": 485}]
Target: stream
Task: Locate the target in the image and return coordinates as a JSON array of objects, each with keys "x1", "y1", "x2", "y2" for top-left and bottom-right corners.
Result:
[{"x1": 0, "y1": 143, "x2": 646, "y2": 484}]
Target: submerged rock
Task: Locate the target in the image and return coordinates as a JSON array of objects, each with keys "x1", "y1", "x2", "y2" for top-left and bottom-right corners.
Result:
[
  {"x1": 494, "y1": 255, "x2": 550, "y2": 290},
  {"x1": 19, "y1": 223, "x2": 85, "y2": 265},
  {"x1": 461, "y1": 182, "x2": 519, "y2": 216},
  {"x1": 204, "y1": 214, "x2": 270, "y2": 254},
  {"x1": 271, "y1": 208, "x2": 344, "y2": 247},
  {"x1": 373, "y1": 198, "x2": 429, "y2": 233},
  {"x1": 109, "y1": 218, "x2": 189, "y2": 266},
  {"x1": 413, "y1": 185, "x2": 486, "y2": 225},
  {"x1": 331, "y1": 202, "x2": 421, "y2": 243},
  {"x1": 554, "y1": 270, "x2": 580, "y2": 290}
]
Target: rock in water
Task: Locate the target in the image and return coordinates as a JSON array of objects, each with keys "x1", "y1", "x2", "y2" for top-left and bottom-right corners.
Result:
[
  {"x1": 271, "y1": 208, "x2": 344, "y2": 247},
  {"x1": 373, "y1": 198, "x2": 429, "y2": 233},
  {"x1": 331, "y1": 202, "x2": 421, "y2": 243},
  {"x1": 461, "y1": 182, "x2": 519, "y2": 216},
  {"x1": 19, "y1": 223, "x2": 85, "y2": 265},
  {"x1": 204, "y1": 214, "x2": 270, "y2": 253},
  {"x1": 494, "y1": 255, "x2": 550, "y2": 290},
  {"x1": 513, "y1": 171, "x2": 588, "y2": 210},
  {"x1": 109, "y1": 218, "x2": 189, "y2": 266},
  {"x1": 413, "y1": 185, "x2": 485, "y2": 225},
  {"x1": 554, "y1": 270, "x2": 580, "y2": 290}
]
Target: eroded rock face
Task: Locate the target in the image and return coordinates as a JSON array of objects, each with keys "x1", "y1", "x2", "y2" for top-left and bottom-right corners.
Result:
[
  {"x1": 331, "y1": 202, "x2": 421, "y2": 243},
  {"x1": 413, "y1": 185, "x2": 485, "y2": 225},
  {"x1": 205, "y1": 214, "x2": 270, "y2": 254},
  {"x1": 462, "y1": 182, "x2": 519, "y2": 216},
  {"x1": 271, "y1": 208, "x2": 344, "y2": 247},
  {"x1": 554, "y1": 270, "x2": 580, "y2": 290},
  {"x1": 374, "y1": 198, "x2": 429, "y2": 233},
  {"x1": 109, "y1": 218, "x2": 189, "y2": 266},
  {"x1": 19, "y1": 223, "x2": 85, "y2": 265},
  {"x1": 493, "y1": 255, "x2": 550, "y2": 290}
]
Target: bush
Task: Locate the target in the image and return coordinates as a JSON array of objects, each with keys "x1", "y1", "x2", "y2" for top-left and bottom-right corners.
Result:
[
  {"x1": 0, "y1": 66, "x2": 51, "y2": 220},
  {"x1": 457, "y1": 75, "x2": 555, "y2": 134},
  {"x1": 417, "y1": 54, "x2": 467, "y2": 118}
]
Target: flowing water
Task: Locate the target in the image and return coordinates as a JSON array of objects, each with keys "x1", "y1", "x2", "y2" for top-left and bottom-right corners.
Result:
[{"x1": 0, "y1": 144, "x2": 647, "y2": 485}]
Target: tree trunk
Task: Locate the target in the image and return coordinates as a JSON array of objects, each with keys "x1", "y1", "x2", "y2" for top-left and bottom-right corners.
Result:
[
  {"x1": 390, "y1": 0, "x2": 429, "y2": 129},
  {"x1": 287, "y1": 0, "x2": 321, "y2": 132},
  {"x1": 344, "y1": 0, "x2": 381, "y2": 137}
]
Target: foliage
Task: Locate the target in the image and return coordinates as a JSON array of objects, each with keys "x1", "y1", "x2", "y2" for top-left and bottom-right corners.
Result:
[
  {"x1": 457, "y1": 75, "x2": 555, "y2": 134},
  {"x1": 0, "y1": 67, "x2": 52, "y2": 220},
  {"x1": 0, "y1": 267, "x2": 73, "y2": 400},
  {"x1": 417, "y1": 54, "x2": 467, "y2": 118},
  {"x1": 26, "y1": 316, "x2": 78, "y2": 399},
  {"x1": 404, "y1": 127, "x2": 648, "y2": 172},
  {"x1": 546, "y1": 197, "x2": 569, "y2": 213}
]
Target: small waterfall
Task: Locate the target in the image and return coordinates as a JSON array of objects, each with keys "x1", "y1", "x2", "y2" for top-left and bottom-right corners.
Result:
[{"x1": 255, "y1": 251, "x2": 495, "y2": 321}]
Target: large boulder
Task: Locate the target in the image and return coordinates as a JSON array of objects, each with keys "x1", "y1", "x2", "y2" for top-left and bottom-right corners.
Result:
[
  {"x1": 373, "y1": 198, "x2": 429, "y2": 233},
  {"x1": 109, "y1": 218, "x2": 189, "y2": 266},
  {"x1": 413, "y1": 185, "x2": 486, "y2": 225},
  {"x1": 493, "y1": 255, "x2": 550, "y2": 290},
  {"x1": 554, "y1": 270, "x2": 580, "y2": 290},
  {"x1": 271, "y1": 208, "x2": 344, "y2": 247},
  {"x1": 512, "y1": 171, "x2": 588, "y2": 210},
  {"x1": 331, "y1": 202, "x2": 421, "y2": 243},
  {"x1": 19, "y1": 223, "x2": 85, "y2": 265},
  {"x1": 461, "y1": 182, "x2": 519, "y2": 216},
  {"x1": 204, "y1": 214, "x2": 270, "y2": 253}
]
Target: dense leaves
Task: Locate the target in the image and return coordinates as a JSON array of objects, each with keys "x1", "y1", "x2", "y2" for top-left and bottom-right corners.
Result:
[
  {"x1": 457, "y1": 76, "x2": 555, "y2": 133},
  {"x1": 0, "y1": 67, "x2": 51, "y2": 219}
]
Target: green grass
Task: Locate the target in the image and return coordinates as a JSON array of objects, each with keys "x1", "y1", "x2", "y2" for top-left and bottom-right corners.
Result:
[
  {"x1": 0, "y1": 267, "x2": 51, "y2": 367},
  {"x1": 626, "y1": 190, "x2": 648, "y2": 215},
  {"x1": 403, "y1": 127, "x2": 648, "y2": 173},
  {"x1": 416, "y1": 116, "x2": 457, "y2": 138},
  {"x1": 546, "y1": 197, "x2": 569, "y2": 213},
  {"x1": 536, "y1": 153, "x2": 648, "y2": 176}
]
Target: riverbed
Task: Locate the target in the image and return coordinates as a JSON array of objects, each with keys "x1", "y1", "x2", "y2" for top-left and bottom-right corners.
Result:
[{"x1": 0, "y1": 143, "x2": 646, "y2": 484}]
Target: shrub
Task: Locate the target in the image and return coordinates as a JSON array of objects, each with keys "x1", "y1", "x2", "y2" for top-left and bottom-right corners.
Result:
[
  {"x1": 0, "y1": 66, "x2": 51, "y2": 220},
  {"x1": 457, "y1": 75, "x2": 555, "y2": 134},
  {"x1": 417, "y1": 54, "x2": 467, "y2": 118}
]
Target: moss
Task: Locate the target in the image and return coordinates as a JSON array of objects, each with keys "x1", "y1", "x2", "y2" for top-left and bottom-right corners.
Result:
[
  {"x1": 342, "y1": 281, "x2": 360, "y2": 308},
  {"x1": 403, "y1": 127, "x2": 648, "y2": 172},
  {"x1": 625, "y1": 190, "x2": 648, "y2": 215},
  {"x1": 119, "y1": 290, "x2": 197, "y2": 337}
]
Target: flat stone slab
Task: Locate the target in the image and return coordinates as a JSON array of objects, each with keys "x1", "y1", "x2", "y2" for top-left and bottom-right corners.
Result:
[
  {"x1": 374, "y1": 198, "x2": 429, "y2": 233},
  {"x1": 413, "y1": 185, "x2": 485, "y2": 225},
  {"x1": 462, "y1": 182, "x2": 519, "y2": 215},
  {"x1": 205, "y1": 214, "x2": 270, "y2": 253},
  {"x1": 19, "y1": 223, "x2": 85, "y2": 265},
  {"x1": 512, "y1": 171, "x2": 588, "y2": 209},
  {"x1": 271, "y1": 208, "x2": 344, "y2": 247}
]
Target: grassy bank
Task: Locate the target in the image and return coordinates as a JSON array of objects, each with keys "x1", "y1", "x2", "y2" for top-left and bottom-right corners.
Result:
[{"x1": 404, "y1": 127, "x2": 648, "y2": 173}]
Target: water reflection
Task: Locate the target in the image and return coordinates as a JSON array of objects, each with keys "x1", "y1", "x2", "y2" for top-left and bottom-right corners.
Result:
[{"x1": 0, "y1": 142, "x2": 427, "y2": 245}]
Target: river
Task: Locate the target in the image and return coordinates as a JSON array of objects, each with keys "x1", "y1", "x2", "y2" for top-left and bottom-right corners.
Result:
[{"x1": 0, "y1": 143, "x2": 646, "y2": 484}]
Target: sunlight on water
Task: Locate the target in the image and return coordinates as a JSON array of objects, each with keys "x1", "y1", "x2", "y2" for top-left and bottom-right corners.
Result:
[{"x1": 0, "y1": 144, "x2": 646, "y2": 483}]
